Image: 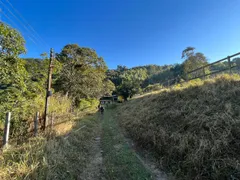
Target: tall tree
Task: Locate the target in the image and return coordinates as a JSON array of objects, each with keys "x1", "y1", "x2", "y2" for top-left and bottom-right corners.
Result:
[
  {"x1": 117, "y1": 68, "x2": 147, "y2": 99},
  {"x1": 182, "y1": 47, "x2": 208, "y2": 79},
  {"x1": 55, "y1": 44, "x2": 114, "y2": 105},
  {"x1": 233, "y1": 58, "x2": 240, "y2": 71},
  {"x1": 181, "y1": 46, "x2": 195, "y2": 59},
  {"x1": 0, "y1": 23, "x2": 35, "y2": 134},
  {"x1": 0, "y1": 23, "x2": 26, "y2": 57}
]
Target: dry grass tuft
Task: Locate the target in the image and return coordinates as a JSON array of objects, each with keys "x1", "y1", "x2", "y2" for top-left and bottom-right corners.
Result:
[
  {"x1": 0, "y1": 111, "x2": 100, "y2": 180},
  {"x1": 117, "y1": 74, "x2": 240, "y2": 180},
  {"x1": 53, "y1": 121, "x2": 75, "y2": 136}
]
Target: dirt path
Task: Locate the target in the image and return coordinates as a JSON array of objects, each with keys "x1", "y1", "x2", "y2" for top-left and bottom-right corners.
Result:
[
  {"x1": 78, "y1": 108, "x2": 170, "y2": 180},
  {"x1": 80, "y1": 135, "x2": 103, "y2": 180},
  {"x1": 100, "y1": 108, "x2": 170, "y2": 180}
]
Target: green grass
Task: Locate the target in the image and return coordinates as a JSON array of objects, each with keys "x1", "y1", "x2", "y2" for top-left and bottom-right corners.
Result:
[{"x1": 101, "y1": 107, "x2": 153, "y2": 180}]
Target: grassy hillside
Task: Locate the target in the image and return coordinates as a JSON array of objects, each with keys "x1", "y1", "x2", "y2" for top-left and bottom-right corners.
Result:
[{"x1": 116, "y1": 74, "x2": 240, "y2": 180}]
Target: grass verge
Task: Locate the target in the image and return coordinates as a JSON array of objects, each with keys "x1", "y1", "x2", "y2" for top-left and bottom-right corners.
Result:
[
  {"x1": 101, "y1": 107, "x2": 152, "y2": 180},
  {"x1": 0, "y1": 113, "x2": 101, "y2": 180},
  {"x1": 117, "y1": 74, "x2": 240, "y2": 180}
]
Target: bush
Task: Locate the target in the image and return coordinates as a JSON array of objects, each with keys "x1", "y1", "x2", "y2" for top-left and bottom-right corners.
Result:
[
  {"x1": 143, "y1": 83, "x2": 163, "y2": 93},
  {"x1": 49, "y1": 94, "x2": 72, "y2": 115},
  {"x1": 78, "y1": 98, "x2": 98, "y2": 111},
  {"x1": 0, "y1": 93, "x2": 73, "y2": 139}
]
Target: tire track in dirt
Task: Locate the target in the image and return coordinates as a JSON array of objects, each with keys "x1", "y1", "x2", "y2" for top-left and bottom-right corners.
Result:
[
  {"x1": 79, "y1": 118, "x2": 104, "y2": 180},
  {"x1": 124, "y1": 137, "x2": 173, "y2": 180}
]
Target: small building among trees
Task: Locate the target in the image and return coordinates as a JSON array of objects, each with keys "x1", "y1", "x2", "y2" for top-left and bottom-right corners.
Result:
[
  {"x1": 100, "y1": 95, "x2": 124, "y2": 104},
  {"x1": 100, "y1": 96, "x2": 114, "y2": 105}
]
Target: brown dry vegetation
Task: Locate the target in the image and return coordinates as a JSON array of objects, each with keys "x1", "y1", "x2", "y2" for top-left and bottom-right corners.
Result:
[
  {"x1": 0, "y1": 109, "x2": 100, "y2": 180},
  {"x1": 117, "y1": 74, "x2": 240, "y2": 180}
]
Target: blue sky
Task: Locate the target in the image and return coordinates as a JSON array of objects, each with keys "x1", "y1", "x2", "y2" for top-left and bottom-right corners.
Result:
[{"x1": 1, "y1": 0, "x2": 240, "y2": 69}]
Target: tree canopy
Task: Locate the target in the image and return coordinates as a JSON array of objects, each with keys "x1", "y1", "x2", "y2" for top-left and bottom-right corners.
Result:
[
  {"x1": 117, "y1": 68, "x2": 148, "y2": 99},
  {"x1": 55, "y1": 44, "x2": 114, "y2": 105},
  {"x1": 0, "y1": 23, "x2": 26, "y2": 57},
  {"x1": 181, "y1": 47, "x2": 208, "y2": 78},
  {"x1": 0, "y1": 24, "x2": 33, "y2": 134},
  {"x1": 0, "y1": 23, "x2": 115, "y2": 135}
]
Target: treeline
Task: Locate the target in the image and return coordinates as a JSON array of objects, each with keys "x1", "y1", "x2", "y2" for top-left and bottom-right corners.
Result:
[
  {"x1": 1, "y1": 22, "x2": 240, "y2": 135},
  {"x1": 108, "y1": 47, "x2": 240, "y2": 99},
  {"x1": 0, "y1": 23, "x2": 114, "y2": 136}
]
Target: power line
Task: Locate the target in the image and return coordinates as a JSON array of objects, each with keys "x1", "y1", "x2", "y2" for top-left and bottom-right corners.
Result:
[
  {"x1": 0, "y1": 0, "x2": 49, "y2": 52},
  {"x1": 1, "y1": 10, "x2": 43, "y2": 50},
  {"x1": 0, "y1": 0, "x2": 40, "y2": 44},
  {"x1": 4, "y1": 0, "x2": 50, "y2": 49},
  {"x1": 0, "y1": 7, "x2": 2, "y2": 21}
]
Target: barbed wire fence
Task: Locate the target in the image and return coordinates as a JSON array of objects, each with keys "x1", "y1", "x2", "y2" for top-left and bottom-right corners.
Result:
[{"x1": 0, "y1": 0, "x2": 55, "y2": 148}]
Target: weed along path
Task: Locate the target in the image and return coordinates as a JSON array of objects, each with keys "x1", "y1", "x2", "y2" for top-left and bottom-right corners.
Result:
[{"x1": 100, "y1": 107, "x2": 167, "y2": 180}]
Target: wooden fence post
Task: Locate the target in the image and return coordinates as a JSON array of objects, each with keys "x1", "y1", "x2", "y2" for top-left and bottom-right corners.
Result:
[
  {"x1": 3, "y1": 112, "x2": 11, "y2": 147},
  {"x1": 34, "y1": 112, "x2": 39, "y2": 137},
  {"x1": 228, "y1": 56, "x2": 232, "y2": 74},
  {"x1": 50, "y1": 112, "x2": 54, "y2": 130},
  {"x1": 202, "y1": 67, "x2": 206, "y2": 79},
  {"x1": 177, "y1": 75, "x2": 181, "y2": 85},
  {"x1": 186, "y1": 73, "x2": 189, "y2": 82}
]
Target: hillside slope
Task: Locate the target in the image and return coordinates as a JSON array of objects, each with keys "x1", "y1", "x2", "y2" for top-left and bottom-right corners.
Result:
[{"x1": 116, "y1": 74, "x2": 240, "y2": 180}]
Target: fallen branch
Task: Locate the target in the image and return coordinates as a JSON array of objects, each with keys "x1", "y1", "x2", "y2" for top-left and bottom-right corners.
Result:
[{"x1": 64, "y1": 125, "x2": 87, "y2": 140}]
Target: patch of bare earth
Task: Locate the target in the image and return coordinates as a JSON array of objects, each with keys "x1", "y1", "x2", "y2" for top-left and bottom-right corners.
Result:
[{"x1": 80, "y1": 135, "x2": 104, "y2": 180}]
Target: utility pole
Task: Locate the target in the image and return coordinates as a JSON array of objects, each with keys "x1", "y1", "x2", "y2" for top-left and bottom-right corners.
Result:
[
  {"x1": 0, "y1": 8, "x2": 2, "y2": 22},
  {"x1": 43, "y1": 48, "x2": 54, "y2": 130},
  {"x1": 0, "y1": 7, "x2": 3, "y2": 23}
]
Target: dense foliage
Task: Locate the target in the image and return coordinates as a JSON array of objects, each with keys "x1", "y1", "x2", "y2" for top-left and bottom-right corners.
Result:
[
  {"x1": 0, "y1": 23, "x2": 34, "y2": 135},
  {"x1": 0, "y1": 23, "x2": 114, "y2": 137},
  {"x1": 55, "y1": 44, "x2": 115, "y2": 106},
  {"x1": 107, "y1": 64, "x2": 175, "y2": 99},
  {"x1": 108, "y1": 47, "x2": 240, "y2": 99}
]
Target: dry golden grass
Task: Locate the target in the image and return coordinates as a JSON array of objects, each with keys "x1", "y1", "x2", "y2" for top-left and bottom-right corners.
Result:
[
  {"x1": 53, "y1": 121, "x2": 75, "y2": 136},
  {"x1": 0, "y1": 109, "x2": 100, "y2": 180},
  {"x1": 117, "y1": 74, "x2": 240, "y2": 180}
]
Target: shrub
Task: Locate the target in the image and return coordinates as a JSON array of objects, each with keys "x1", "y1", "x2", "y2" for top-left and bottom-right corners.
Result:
[
  {"x1": 78, "y1": 98, "x2": 98, "y2": 111},
  {"x1": 143, "y1": 83, "x2": 163, "y2": 93},
  {"x1": 49, "y1": 93, "x2": 72, "y2": 115}
]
